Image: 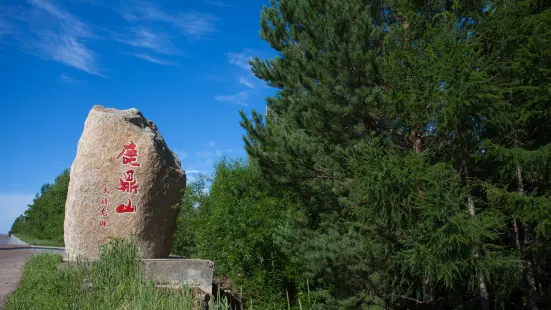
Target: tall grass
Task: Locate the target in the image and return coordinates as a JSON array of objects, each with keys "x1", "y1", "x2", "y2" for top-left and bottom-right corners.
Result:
[{"x1": 4, "y1": 238, "x2": 239, "y2": 310}]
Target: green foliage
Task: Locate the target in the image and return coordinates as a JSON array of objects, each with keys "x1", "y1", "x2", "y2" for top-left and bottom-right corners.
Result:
[
  {"x1": 10, "y1": 169, "x2": 69, "y2": 245},
  {"x1": 171, "y1": 174, "x2": 210, "y2": 258},
  {"x1": 172, "y1": 158, "x2": 296, "y2": 308},
  {"x1": 238, "y1": 0, "x2": 551, "y2": 308},
  {"x1": 4, "y1": 238, "x2": 238, "y2": 310},
  {"x1": 8, "y1": 1, "x2": 551, "y2": 309}
]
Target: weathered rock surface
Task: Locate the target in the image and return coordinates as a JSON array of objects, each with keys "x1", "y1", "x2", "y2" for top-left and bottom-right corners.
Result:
[{"x1": 64, "y1": 105, "x2": 186, "y2": 260}]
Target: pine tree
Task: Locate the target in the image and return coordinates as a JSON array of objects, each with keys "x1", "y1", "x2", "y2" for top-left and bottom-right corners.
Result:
[
  {"x1": 241, "y1": 0, "x2": 393, "y2": 306},
  {"x1": 480, "y1": 1, "x2": 551, "y2": 308},
  {"x1": 241, "y1": 0, "x2": 550, "y2": 307}
]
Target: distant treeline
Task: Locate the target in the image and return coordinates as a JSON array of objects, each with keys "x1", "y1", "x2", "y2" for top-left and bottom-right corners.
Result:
[{"x1": 10, "y1": 170, "x2": 69, "y2": 245}]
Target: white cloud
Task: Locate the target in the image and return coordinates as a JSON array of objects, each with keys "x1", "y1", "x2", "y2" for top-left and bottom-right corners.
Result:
[
  {"x1": 228, "y1": 51, "x2": 268, "y2": 89},
  {"x1": 214, "y1": 91, "x2": 249, "y2": 106},
  {"x1": 239, "y1": 76, "x2": 254, "y2": 89},
  {"x1": 195, "y1": 151, "x2": 214, "y2": 158},
  {"x1": 228, "y1": 52, "x2": 252, "y2": 70},
  {"x1": 133, "y1": 53, "x2": 178, "y2": 66},
  {"x1": 119, "y1": 2, "x2": 217, "y2": 39},
  {"x1": 215, "y1": 148, "x2": 236, "y2": 157},
  {"x1": 176, "y1": 12, "x2": 217, "y2": 38},
  {"x1": 0, "y1": 13, "x2": 13, "y2": 38},
  {"x1": 116, "y1": 27, "x2": 182, "y2": 55},
  {"x1": 0, "y1": 193, "x2": 34, "y2": 234},
  {"x1": 13, "y1": 0, "x2": 104, "y2": 76},
  {"x1": 186, "y1": 169, "x2": 203, "y2": 174},
  {"x1": 59, "y1": 74, "x2": 82, "y2": 85},
  {"x1": 204, "y1": 1, "x2": 231, "y2": 7},
  {"x1": 176, "y1": 150, "x2": 188, "y2": 160},
  {"x1": 1, "y1": 0, "x2": 216, "y2": 74},
  {"x1": 207, "y1": 140, "x2": 216, "y2": 147}
]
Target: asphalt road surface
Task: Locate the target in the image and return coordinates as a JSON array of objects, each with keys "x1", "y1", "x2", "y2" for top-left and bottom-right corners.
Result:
[{"x1": 0, "y1": 235, "x2": 32, "y2": 308}]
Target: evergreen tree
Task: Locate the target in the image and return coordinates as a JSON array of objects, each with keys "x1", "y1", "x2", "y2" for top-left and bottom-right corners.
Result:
[
  {"x1": 480, "y1": 1, "x2": 551, "y2": 308},
  {"x1": 239, "y1": 0, "x2": 551, "y2": 308}
]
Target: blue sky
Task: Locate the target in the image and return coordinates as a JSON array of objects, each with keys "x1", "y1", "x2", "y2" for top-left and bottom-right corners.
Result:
[{"x1": 0, "y1": 0, "x2": 277, "y2": 233}]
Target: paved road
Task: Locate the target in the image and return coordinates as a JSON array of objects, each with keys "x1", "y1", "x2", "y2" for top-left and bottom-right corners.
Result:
[{"x1": 0, "y1": 235, "x2": 33, "y2": 308}]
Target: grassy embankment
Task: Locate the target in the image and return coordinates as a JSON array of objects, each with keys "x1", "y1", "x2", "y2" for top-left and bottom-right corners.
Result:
[
  {"x1": 12, "y1": 234, "x2": 64, "y2": 247},
  {"x1": 3, "y1": 239, "x2": 238, "y2": 310}
]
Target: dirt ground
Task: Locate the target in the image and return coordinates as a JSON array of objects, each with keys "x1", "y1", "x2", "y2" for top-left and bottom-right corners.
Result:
[{"x1": 0, "y1": 236, "x2": 32, "y2": 309}]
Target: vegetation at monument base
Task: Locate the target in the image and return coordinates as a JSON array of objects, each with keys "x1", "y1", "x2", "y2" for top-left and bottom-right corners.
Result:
[
  {"x1": 9, "y1": 0, "x2": 551, "y2": 309},
  {"x1": 10, "y1": 169, "x2": 69, "y2": 246},
  {"x1": 171, "y1": 159, "x2": 298, "y2": 308},
  {"x1": 3, "y1": 239, "x2": 237, "y2": 310}
]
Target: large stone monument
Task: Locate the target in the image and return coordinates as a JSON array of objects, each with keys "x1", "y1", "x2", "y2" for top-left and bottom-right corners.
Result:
[{"x1": 64, "y1": 105, "x2": 186, "y2": 260}]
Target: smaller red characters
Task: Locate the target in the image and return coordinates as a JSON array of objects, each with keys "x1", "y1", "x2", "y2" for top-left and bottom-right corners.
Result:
[
  {"x1": 101, "y1": 198, "x2": 109, "y2": 205},
  {"x1": 103, "y1": 187, "x2": 110, "y2": 194},
  {"x1": 116, "y1": 199, "x2": 137, "y2": 214},
  {"x1": 117, "y1": 141, "x2": 141, "y2": 167},
  {"x1": 99, "y1": 220, "x2": 108, "y2": 228},
  {"x1": 100, "y1": 207, "x2": 108, "y2": 217},
  {"x1": 117, "y1": 170, "x2": 139, "y2": 194}
]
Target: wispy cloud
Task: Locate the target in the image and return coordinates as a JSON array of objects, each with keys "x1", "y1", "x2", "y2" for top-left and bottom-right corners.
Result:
[
  {"x1": 173, "y1": 148, "x2": 189, "y2": 161},
  {"x1": 115, "y1": 27, "x2": 182, "y2": 55},
  {"x1": 14, "y1": 0, "x2": 104, "y2": 76},
  {"x1": 186, "y1": 169, "x2": 204, "y2": 174},
  {"x1": 2, "y1": 0, "x2": 216, "y2": 74},
  {"x1": 239, "y1": 76, "x2": 254, "y2": 88},
  {"x1": 215, "y1": 148, "x2": 236, "y2": 156},
  {"x1": 133, "y1": 53, "x2": 178, "y2": 66},
  {"x1": 228, "y1": 51, "x2": 268, "y2": 89},
  {"x1": 0, "y1": 12, "x2": 13, "y2": 38},
  {"x1": 59, "y1": 74, "x2": 82, "y2": 85},
  {"x1": 195, "y1": 151, "x2": 214, "y2": 158},
  {"x1": 228, "y1": 52, "x2": 252, "y2": 70},
  {"x1": 179, "y1": 153, "x2": 189, "y2": 161},
  {"x1": 119, "y1": 2, "x2": 217, "y2": 39},
  {"x1": 207, "y1": 140, "x2": 216, "y2": 147},
  {"x1": 214, "y1": 91, "x2": 249, "y2": 106},
  {"x1": 42, "y1": 34, "x2": 102, "y2": 76},
  {"x1": 204, "y1": 1, "x2": 231, "y2": 7}
]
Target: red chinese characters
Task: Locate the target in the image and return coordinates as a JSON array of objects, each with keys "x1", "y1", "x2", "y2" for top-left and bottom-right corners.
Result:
[
  {"x1": 117, "y1": 170, "x2": 139, "y2": 194},
  {"x1": 99, "y1": 186, "x2": 110, "y2": 228},
  {"x1": 116, "y1": 199, "x2": 136, "y2": 214},
  {"x1": 117, "y1": 141, "x2": 141, "y2": 167},
  {"x1": 114, "y1": 141, "x2": 140, "y2": 215}
]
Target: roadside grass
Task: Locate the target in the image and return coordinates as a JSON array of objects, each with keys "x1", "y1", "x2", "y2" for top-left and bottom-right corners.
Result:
[
  {"x1": 3, "y1": 238, "x2": 237, "y2": 310},
  {"x1": 12, "y1": 234, "x2": 64, "y2": 247}
]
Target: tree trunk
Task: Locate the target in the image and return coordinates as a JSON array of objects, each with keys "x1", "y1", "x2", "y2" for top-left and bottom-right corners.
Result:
[
  {"x1": 516, "y1": 163, "x2": 539, "y2": 310},
  {"x1": 513, "y1": 218, "x2": 521, "y2": 251},
  {"x1": 411, "y1": 127, "x2": 423, "y2": 154},
  {"x1": 468, "y1": 191, "x2": 490, "y2": 310},
  {"x1": 411, "y1": 127, "x2": 433, "y2": 305}
]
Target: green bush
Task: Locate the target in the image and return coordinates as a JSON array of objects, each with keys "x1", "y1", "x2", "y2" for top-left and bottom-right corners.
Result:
[{"x1": 172, "y1": 158, "x2": 298, "y2": 308}]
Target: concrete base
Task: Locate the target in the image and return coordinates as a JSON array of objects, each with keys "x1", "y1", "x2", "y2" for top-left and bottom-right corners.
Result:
[
  {"x1": 143, "y1": 259, "x2": 214, "y2": 295},
  {"x1": 60, "y1": 258, "x2": 214, "y2": 295}
]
